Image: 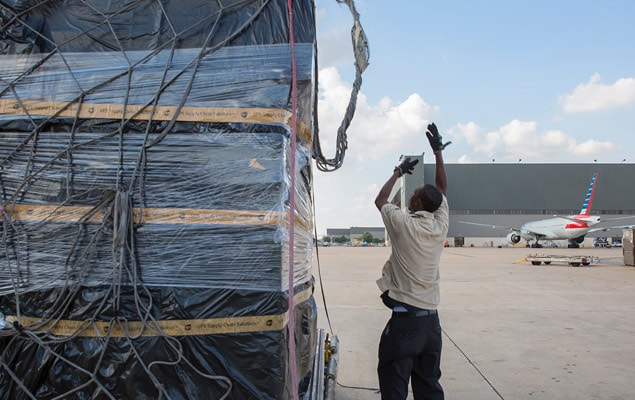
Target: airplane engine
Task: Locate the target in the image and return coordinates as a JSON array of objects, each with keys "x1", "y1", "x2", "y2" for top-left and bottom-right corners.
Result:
[
  {"x1": 567, "y1": 235, "x2": 585, "y2": 248},
  {"x1": 572, "y1": 235, "x2": 585, "y2": 244},
  {"x1": 506, "y1": 233, "x2": 521, "y2": 244}
]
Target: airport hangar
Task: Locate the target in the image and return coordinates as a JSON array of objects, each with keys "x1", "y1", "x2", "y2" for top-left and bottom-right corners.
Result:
[{"x1": 389, "y1": 154, "x2": 635, "y2": 247}]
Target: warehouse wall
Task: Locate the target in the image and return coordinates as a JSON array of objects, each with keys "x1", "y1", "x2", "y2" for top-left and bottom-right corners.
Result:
[{"x1": 420, "y1": 163, "x2": 635, "y2": 239}]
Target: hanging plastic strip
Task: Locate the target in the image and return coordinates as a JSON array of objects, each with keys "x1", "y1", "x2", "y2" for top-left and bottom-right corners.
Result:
[{"x1": 313, "y1": 0, "x2": 370, "y2": 172}]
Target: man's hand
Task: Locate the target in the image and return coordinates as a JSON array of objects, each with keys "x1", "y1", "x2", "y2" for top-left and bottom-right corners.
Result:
[
  {"x1": 395, "y1": 157, "x2": 419, "y2": 176},
  {"x1": 426, "y1": 123, "x2": 452, "y2": 154}
]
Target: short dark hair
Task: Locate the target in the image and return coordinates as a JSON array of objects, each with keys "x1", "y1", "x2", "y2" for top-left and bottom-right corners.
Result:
[{"x1": 418, "y1": 184, "x2": 443, "y2": 212}]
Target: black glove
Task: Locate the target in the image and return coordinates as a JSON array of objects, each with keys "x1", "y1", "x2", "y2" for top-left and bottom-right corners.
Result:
[
  {"x1": 395, "y1": 157, "x2": 419, "y2": 176},
  {"x1": 426, "y1": 123, "x2": 452, "y2": 153}
]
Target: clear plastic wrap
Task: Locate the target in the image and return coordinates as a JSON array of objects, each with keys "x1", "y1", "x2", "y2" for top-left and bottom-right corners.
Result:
[{"x1": 0, "y1": 0, "x2": 318, "y2": 398}]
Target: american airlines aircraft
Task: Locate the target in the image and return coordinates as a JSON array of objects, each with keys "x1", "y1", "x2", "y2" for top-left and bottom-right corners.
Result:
[{"x1": 459, "y1": 173, "x2": 631, "y2": 248}]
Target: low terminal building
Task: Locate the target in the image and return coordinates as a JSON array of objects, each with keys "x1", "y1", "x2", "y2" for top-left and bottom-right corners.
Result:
[{"x1": 325, "y1": 226, "x2": 386, "y2": 245}]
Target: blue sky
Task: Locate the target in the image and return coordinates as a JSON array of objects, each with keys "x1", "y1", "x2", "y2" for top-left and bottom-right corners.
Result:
[{"x1": 312, "y1": 0, "x2": 635, "y2": 237}]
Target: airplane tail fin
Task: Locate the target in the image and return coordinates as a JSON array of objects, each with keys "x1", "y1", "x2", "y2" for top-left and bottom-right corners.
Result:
[{"x1": 579, "y1": 172, "x2": 597, "y2": 216}]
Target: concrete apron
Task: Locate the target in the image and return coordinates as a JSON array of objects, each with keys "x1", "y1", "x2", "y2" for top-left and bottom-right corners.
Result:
[{"x1": 314, "y1": 246, "x2": 635, "y2": 400}]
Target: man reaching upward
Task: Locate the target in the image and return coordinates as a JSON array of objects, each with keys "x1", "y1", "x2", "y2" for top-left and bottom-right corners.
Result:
[{"x1": 373, "y1": 122, "x2": 450, "y2": 400}]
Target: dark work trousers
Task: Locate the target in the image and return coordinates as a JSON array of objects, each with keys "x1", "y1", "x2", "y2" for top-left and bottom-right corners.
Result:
[{"x1": 377, "y1": 312, "x2": 444, "y2": 400}]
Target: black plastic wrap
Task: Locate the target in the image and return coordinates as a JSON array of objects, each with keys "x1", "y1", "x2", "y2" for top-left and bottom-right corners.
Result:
[
  {"x1": 0, "y1": 0, "x2": 318, "y2": 398},
  {"x1": 0, "y1": 283, "x2": 317, "y2": 399},
  {"x1": 0, "y1": 0, "x2": 316, "y2": 54}
]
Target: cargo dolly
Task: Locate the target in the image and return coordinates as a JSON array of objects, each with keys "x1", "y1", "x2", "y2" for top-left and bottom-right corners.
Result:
[{"x1": 525, "y1": 254, "x2": 595, "y2": 267}]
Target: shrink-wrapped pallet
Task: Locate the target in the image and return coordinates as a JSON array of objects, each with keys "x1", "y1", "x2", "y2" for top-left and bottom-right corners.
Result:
[{"x1": 0, "y1": 1, "x2": 318, "y2": 398}]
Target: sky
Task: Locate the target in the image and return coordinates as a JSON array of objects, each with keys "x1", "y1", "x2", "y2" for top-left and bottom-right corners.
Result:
[{"x1": 311, "y1": 0, "x2": 635, "y2": 237}]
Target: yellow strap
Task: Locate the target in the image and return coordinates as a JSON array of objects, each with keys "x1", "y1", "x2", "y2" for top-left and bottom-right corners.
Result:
[
  {"x1": 5, "y1": 288, "x2": 312, "y2": 337},
  {"x1": 0, "y1": 99, "x2": 311, "y2": 144},
  {"x1": 4, "y1": 204, "x2": 313, "y2": 231},
  {"x1": 6, "y1": 314, "x2": 286, "y2": 337}
]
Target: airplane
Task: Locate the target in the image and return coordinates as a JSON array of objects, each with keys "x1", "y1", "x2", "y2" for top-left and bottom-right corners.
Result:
[{"x1": 458, "y1": 172, "x2": 633, "y2": 248}]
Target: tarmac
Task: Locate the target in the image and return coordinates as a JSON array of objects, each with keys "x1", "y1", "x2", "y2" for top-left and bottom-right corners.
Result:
[{"x1": 313, "y1": 246, "x2": 635, "y2": 400}]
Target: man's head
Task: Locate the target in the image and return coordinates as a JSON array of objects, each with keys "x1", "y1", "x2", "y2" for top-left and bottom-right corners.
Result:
[{"x1": 409, "y1": 184, "x2": 443, "y2": 213}]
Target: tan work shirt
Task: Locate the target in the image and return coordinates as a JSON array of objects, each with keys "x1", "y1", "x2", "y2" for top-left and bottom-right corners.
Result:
[{"x1": 376, "y1": 196, "x2": 449, "y2": 310}]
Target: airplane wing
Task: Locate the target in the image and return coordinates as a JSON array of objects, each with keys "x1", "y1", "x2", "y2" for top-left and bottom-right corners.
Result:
[
  {"x1": 588, "y1": 225, "x2": 634, "y2": 233},
  {"x1": 601, "y1": 216, "x2": 635, "y2": 222},
  {"x1": 458, "y1": 221, "x2": 545, "y2": 244},
  {"x1": 457, "y1": 221, "x2": 519, "y2": 232},
  {"x1": 458, "y1": 221, "x2": 547, "y2": 241},
  {"x1": 586, "y1": 216, "x2": 635, "y2": 232},
  {"x1": 518, "y1": 228, "x2": 545, "y2": 238}
]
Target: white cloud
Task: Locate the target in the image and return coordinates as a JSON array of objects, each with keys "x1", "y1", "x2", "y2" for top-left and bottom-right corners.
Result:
[
  {"x1": 317, "y1": 67, "x2": 438, "y2": 161},
  {"x1": 559, "y1": 73, "x2": 635, "y2": 113},
  {"x1": 571, "y1": 139, "x2": 616, "y2": 157},
  {"x1": 454, "y1": 119, "x2": 616, "y2": 162}
]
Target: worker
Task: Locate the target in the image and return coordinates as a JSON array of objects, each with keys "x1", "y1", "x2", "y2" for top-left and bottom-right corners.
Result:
[{"x1": 373, "y1": 122, "x2": 450, "y2": 400}]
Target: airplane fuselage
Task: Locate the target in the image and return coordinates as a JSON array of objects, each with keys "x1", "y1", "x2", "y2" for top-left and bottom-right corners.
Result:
[{"x1": 520, "y1": 215, "x2": 601, "y2": 241}]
